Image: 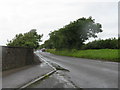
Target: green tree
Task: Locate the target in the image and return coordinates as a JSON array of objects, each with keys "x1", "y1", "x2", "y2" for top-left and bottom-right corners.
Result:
[
  {"x1": 7, "y1": 29, "x2": 43, "y2": 49},
  {"x1": 82, "y1": 38, "x2": 118, "y2": 49},
  {"x1": 45, "y1": 17, "x2": 102, "y2": 50}
]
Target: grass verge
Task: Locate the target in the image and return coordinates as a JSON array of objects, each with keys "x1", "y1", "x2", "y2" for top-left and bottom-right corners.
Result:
[{"x1": 47, "y1": 49, "x2": 119, "y2": 62}]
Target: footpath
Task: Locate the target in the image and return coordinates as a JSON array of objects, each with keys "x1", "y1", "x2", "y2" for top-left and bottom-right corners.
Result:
[{"x1": 2, "y1": 62, "x2": 53, "y2": 88}]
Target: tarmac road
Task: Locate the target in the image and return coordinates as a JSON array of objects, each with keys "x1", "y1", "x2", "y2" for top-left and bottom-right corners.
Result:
[{"x1": 37, "y1": 52, "x2": 118, "y2": 88}]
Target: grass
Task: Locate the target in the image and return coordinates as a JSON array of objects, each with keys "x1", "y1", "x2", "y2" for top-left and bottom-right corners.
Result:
[{"x1": 47, "y1": 49, "x2": 120, "y2": 62}]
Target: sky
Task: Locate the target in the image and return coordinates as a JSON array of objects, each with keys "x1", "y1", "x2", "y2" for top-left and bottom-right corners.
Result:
[{"x1": 0, "y1": 0, "x2": 119, "y2": 45}]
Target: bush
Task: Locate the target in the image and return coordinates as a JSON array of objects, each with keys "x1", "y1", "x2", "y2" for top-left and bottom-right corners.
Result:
[{"x1": 82, "y1": 38, "x2": 119, "y2": 49}]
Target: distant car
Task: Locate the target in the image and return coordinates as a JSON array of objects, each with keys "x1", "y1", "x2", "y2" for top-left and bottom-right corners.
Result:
[{"x1": 41, "y1": 48, "x2": 46, "y2": 52}]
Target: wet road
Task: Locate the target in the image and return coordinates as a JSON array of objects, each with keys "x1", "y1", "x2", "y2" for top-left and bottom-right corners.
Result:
[{"x1": 38, "y1": 52, "x2": 118, "y2": 88}]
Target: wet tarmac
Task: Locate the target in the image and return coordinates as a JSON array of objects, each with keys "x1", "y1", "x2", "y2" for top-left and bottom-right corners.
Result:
[
  {"x1": 37, "y1": 52, "x2": 118, "y2": 88},
  {"x1": 27, "y1": 71, "x2": 76, "y2": 88}
]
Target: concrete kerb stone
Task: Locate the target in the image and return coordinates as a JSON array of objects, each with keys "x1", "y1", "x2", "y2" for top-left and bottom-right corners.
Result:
[
  {"x1": 17, "y1": 53, "x2": 57, "y2": 89},
  {"x1": 18, "y1": 70, "x2": 56, "y2": 89}
]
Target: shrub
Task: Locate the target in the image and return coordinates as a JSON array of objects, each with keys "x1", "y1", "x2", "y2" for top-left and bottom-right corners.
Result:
[{"x1": 82, "y1": 38, "x2": 119, "y2": 49}]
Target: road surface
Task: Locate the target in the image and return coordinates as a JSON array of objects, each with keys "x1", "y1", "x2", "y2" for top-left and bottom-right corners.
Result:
[
  {"x1": 37, "y1": 52, "x2": 118, "y2": 88},
  {"x1": 2, "y1": 63, "x2": 53, "y2": 88}
]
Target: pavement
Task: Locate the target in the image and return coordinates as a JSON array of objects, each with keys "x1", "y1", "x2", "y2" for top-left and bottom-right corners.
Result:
[
  {"x1": 2, "y1": 62, "x2": 53, "y2": 88},
  {"x1": 27, "y1": 71, "x2": 77, "y2": 88},
  {"x1": 38, "y1": 52, "x2": 119, "y2": 88}
]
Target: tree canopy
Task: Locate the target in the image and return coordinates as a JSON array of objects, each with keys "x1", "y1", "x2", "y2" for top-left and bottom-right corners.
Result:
[
  {"x1": 81, "y1": 38, "x2": 119, "y2": 49},
  {"x1": 43, "y1": 17, "x2": 102, "y2": 50},
  {"x1": 7, "y1": 29, "x2": 43, "y2": 49}
]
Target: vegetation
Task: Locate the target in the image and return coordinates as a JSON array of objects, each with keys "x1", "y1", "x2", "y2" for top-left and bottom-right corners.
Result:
[
  {"x1": 42, "y1": 17, "x2": 102, "y2": 50},
  {"x1": 40, "y1": 17, "x2": 119, "y2": 62},
  {"x1": 81, "y1": 38, "x2": 119, "y2": 49},
  {"x1": 47, "y1": 49, "x2": 119, "y2": 62},
  {"x1": 7, "y1": 29, "x2": 43, "y2": 49}
]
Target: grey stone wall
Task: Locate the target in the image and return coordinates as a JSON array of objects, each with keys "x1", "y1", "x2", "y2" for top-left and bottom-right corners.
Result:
[{"x1": 2, "y1": 46, "x2": 41, "y2": 71}]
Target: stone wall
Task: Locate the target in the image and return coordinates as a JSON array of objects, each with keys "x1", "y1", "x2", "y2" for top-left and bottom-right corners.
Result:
[{"x1": 2, "y1": 46, "x2": 41, "y2": 71}]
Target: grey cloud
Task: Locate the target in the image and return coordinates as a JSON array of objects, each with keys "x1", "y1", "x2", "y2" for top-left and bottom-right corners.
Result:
[{"x1": 0, "y1": 0, "x2": 118, "y2": 45}]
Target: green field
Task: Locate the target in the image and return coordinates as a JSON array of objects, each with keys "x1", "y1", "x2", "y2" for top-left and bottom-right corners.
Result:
[{"x1": 47, "y1": 49, "x2": 119, "y2": 62}]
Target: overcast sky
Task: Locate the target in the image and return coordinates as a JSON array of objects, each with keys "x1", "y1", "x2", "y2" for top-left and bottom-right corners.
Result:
[{"x1": 0, "y1": 0, "x2": 119, "y2": 45}]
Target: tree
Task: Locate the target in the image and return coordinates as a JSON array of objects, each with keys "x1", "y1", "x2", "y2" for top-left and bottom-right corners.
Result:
[
  {"x1": 45, "y1": 17, "x2": 102, "y2": 50},
  {"x1": 82, "y1": 38, "x2": 118, "y2": 49},
  {"x1": 7, "y1": 29, "x2": 43, "y2": 49}
]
